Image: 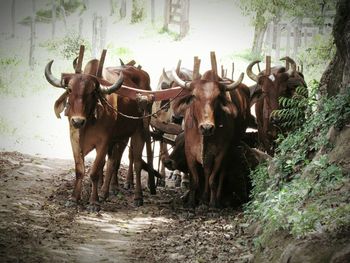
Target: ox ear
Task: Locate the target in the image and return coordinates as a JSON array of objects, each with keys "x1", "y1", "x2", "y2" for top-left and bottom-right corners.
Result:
[
  {"x1": 94, "y1": 102, "x2": 104, "y2": 120},
  {"x1": 172, "y1": 95, "x2": 193, "y2": 117},
  {"x1": 250, "y1": 89, "x2": 264, "y2": 107},
  {"x1": 54, "y1": 91, "x2": 69, "y2": 119}
]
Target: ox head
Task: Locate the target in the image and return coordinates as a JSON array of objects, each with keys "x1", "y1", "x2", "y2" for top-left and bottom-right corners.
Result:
[
  {"x1": 45, "y1": 46, "x2": 123, "y2": 129},
  {"x1": 246, "y1": 57, "x2": 306, "y2": 124},
  {"x1": 172, "y1": 69, "x2": 244, "y2": 136}
]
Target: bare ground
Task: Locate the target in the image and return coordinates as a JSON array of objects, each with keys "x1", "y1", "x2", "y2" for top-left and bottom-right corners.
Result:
[{"x1": 0, "y1": 151, "x2": 254, "y2": 263}]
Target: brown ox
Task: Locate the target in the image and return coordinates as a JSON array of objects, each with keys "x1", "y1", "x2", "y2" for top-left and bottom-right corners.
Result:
[
  {"x1": 247, "y1": 57, "x2": 307, "y2": 154},
  {"x1": 45, "y1": 48, "x2": 154, "y2": 210},
  {"x1": 171, "y1": 68, "x2": 247, "y2": 208}
]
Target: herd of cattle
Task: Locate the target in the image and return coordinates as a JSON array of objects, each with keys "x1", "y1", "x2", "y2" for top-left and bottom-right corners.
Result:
[{"x1": 44, "y1": 45, "x2": 307, "y2": 210}]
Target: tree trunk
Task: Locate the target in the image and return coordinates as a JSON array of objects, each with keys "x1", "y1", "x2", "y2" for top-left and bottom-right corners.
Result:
[
  {"x1": 151, "y1": 0, "x2": 155, "y2": 24},
  {"x1": 60, "y1": 5, "x2": 67, "y2": 32},
  {"x1": 119, "y1": 0, "x2": 126, "y2": 19},
  {"x1": 319, "y1": 0, "x2": 350, "y2": 97},
  {"x1": 29, "y1": 0, "x2": 36, "y2": 70},
  {"x1": 11, "y1": 0, "x2": 15, "y2": 38},
  {"x1": 251, "y1": 25, "x2": 267, "y2": 56},
  {"x1": 51, "y1": 0, "x2": 56, "y2": 39},
  {"x1": 131, "y1": 0, "x2": 146, "y2": 24}
]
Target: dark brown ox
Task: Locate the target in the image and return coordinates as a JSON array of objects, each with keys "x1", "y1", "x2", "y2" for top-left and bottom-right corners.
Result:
[
  {"x1": 45, "y1": 48, "x2": 154, "y2": 209},
  {"x1": 171, "y1": 68, "x2": 247, "y2": 207},
  {"x1": 247, "y1": 57, "x2": 307, "y2": 154},
  {"x1": 151, "y1": 64, "x2": 193, "y2": 185}
]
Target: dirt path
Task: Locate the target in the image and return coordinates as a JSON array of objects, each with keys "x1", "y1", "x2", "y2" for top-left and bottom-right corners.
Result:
[{"x1": 0, "y1": 151, "x2": 254, "y2": 263}]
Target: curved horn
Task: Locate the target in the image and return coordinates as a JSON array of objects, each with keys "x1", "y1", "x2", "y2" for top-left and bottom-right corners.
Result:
[
  {"x1": 45, "y1": 60, "x2": 64, "y2": 88},
  {"x1": 223, "y1": 72, "x2": 244, "y2": 91},
  {"x1": 176, "y1": 60, "x2": 182, "y2": 74},
  {"x1": 246, "y1": 60, "x2": 260, "y2": 82},
  {"x1": 73, "y1": 56, "x2": 78, "y2": 71},
  {"x1": 101, "y1": 72, "x2": 124, "y2": 95},
  {"x1": 162, "y1": 68, "x2": 171, "y2": 83},
  {"x1": 171, "y1": 69, "x2": 191, "y2": 89},
  {"x1": 119, "y1": 58, "x2": 125, "y2": 67},
  {"x1": 280, "y1": 56, "x2": 296, "y2": 75}
]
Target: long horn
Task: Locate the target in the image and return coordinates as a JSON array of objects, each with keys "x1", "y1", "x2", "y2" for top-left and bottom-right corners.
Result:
[
  {"x1": 75, "y1": 45, "x2": 84, "y2": 73},
  {"x1": 162, "y1": 68, "x2": 171, "y2": 83},
  {"x1": 101, "y1": 72, "x2": 124, "y2": 94},
  {"x1": 73, "y1": 57, "x2": 78, "y2": 71},
  {"x1": 223, "y1": 72, "x2": 244, "y2": 91},
  {"x1": 171, "y1": 69, "x2": 191, "y2": 89},
  {"x1": 97, "y1": 49, "x2": 107, "y2": 77},
  {"x1": 176, "y1": 60, "x2": 182, "y2": 74},
  {"x1": 45, "y1": 60, "x2": 64, "y2": 88},
  {"x1": 280, "y1": 56, "x2": 296, "y2": 75},
  {"x1": 246, "y1": 60, "x2": 260, "y2": 82}
]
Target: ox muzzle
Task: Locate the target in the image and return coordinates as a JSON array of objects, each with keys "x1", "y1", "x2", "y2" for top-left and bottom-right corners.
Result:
[
  {"x1": 71, "y1": 117, "x2": 86, "y2": 129},
  {"x1": 199, "y1": 123, "x2": 215, "y2": 136}
]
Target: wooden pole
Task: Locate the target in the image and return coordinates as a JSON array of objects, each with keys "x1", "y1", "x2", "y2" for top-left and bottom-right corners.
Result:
[
  {"x1": 210, "y1": 51, "x2": 218, "y2": 80},
  {"x1": 265, "y1": 56, "x2": 271, "y2": 76},
  {"x1": 193, "y1": 56, "x2": 201, "y2": 80}
]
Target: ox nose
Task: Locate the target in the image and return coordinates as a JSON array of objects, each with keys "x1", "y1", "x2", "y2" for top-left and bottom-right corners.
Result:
[
  {"x1": 199, "y1": 123, "x2": 215, "y2": 136},
  {"x1": 71, "y1": 117, "x2": 86, "y2": 128}
]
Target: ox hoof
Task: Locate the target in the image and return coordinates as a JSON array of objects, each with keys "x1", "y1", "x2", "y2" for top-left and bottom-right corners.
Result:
[
  {"x1": 124, "y1": 182, "x2": 134, "y2": 190},
  {"x1": 156, "y1": 178, "x2": 165, "y2": 187},
  {"x1": 133, "y1": 198, "x2": 144, "y2": 207},
  {"x1": 87, "y1": 203, "x2": 101, "y2": 213},
  {"x1": 65, "y1": 199, "x2": 78, "y2": 208}
]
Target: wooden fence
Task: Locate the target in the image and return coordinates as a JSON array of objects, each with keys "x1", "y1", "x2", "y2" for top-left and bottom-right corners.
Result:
[
  {"x1": 264, "y1": 14, "x2": 334, "y2": 60},
  {"x1": 163, "y1": 0, "x2": 190, "y2": 38}
]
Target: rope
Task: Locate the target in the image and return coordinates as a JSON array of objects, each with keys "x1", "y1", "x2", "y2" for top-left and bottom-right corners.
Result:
[{"x1": 98, "y1": 87, "x2": 185, "y2": 120}]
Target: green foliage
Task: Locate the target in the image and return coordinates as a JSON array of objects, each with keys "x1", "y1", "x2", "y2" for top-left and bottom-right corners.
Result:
[
  {"x1": 271, "y1": 85, "x2": 309, "y2": 131},
  {"x1": 298, "y1": 34, "x2": 336, "y2": 82},
  {"x1": 131, "y1": 0, "x2": 146, "y2": 24},
  {"x1": 245, "y1": 88, "x2": 350, "y2": 244},
  {"x1": 20, "y1": 0, "x2": 86, "y2": 25},
  {"x1": 40, "y1": 32, "x2": 90, "y2": 60}
]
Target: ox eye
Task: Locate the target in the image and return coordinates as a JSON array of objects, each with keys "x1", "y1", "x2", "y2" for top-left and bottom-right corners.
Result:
[{"x1": 186, "y1": 95, "x2": 195, "y2": 104}]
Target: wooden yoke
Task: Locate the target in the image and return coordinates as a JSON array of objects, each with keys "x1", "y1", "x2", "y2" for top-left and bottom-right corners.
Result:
[
  {"x1": 193, "y1": 56, "x2": 201, "y2": 80},
  {"x1": 210, "y1": 51, "x2": 219, "y2": 81}
]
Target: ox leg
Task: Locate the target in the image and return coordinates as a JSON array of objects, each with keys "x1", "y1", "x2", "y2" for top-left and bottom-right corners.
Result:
[
  {"x1": 157, "y1": 141, "x2": 167, "y2": 187},
  {"x1": 100, "y1": 141, "x2": 127, "y2": 200},
  {"x1": 131, "y1": 130, "x2": 145, "y2": 206},
  {"x1": 88, "y1": 145, "x2": 108, "y2": 212},
  {"x1": 209, "y1": 157, "x2": 226, "y2": 208},
  {"x1": 124, "y1": 140, "x2": 135, "y2": 189},
  {"x1": 186, "y1": 161, "x2": 200, "y2": 208},
  {"x1": 144, "y1": 121, "x2": 156, "y2": 195},
  {"x1": 68, "y1": 127, "x2": 85, "y2": 206},
  {"x1": 69, "y1": 158, "x2": 85, "y2": 206}
]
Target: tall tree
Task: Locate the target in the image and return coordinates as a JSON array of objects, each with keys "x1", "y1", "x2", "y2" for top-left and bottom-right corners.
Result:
[
  {"x1": 51, "y1": 0, "x2": 56, "y2": 38},
  {"x1": 320, "y1": 0, "x2": 350, "y2": 97},
  {"x1": 29, "y1": 0, "x2": 36, "y2": 70},
  {"x1": 131, "y1": 0, "x2": 146, "y2": 23},
  {"x1": 11, "y1": 0, "x2": 15, "y2": 38},
  {"x1": 238, "y1": 0, "x2": 337, "y2": 56}
]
